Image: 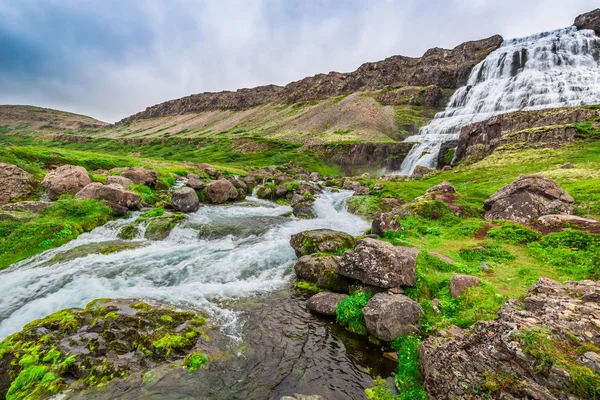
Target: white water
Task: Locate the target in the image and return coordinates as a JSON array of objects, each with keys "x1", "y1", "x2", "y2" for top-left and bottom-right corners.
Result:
[
  {"x1": 0, "y1": 190, "x2": 368, "y2": 339},
  {"x1": 398, "y1": 27, "x2": 600, "y2": 175}
]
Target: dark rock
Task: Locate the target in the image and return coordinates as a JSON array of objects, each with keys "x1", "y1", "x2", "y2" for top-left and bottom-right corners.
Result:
[
  {"x1": 362, "y1": 293, "x2": 423, "y2": 341},
  {"x1": 290, "y1": 229, "x2": 356, "y2": 257},
  {"x1": 204, "y1": 180, "x2": 239, "y2": 203},
  {"x1": 307, "y1": 292, "x2": 348, "y2": 316},
  {"x1": 371, "y1": 212, "x2": 401, "y2": 236},
  {"x1": 0, "y1": 163, "x2": 36, "y2": 205},
  {"x1": 574, "y1": 8, "x2": 600, "y2": 36},
  {"x1": 294, "y1": 254, "x2": 348, "y2": 292},
  {"x1": 42, "y1": 165, "x2": 92, "y2": 201},
  {"x1": 171, "y1": 187, "x2": 200, "y2": 213},
  {"x1": 449, "y1": 274, "x2": 480, "y2": 298},
  {"x1": 484, "y1": 174, "x2": 574, "y2": 223},
  {"x1": 76, "y1": 183, "x2": 142, "y2": 210},
  {"x1": 121, "y1": 167, "x2": 158, "y2": 187},
  {"x1": 335, "y1": 238, "x2": 418, "y2": 288}
]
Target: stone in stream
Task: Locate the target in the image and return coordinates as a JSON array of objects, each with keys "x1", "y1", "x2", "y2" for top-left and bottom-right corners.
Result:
[
  {"x1": 361, "y1": 292, "x2": 423, "y2": 341},
  {"x1": 291, "y1": 193, "x2": 315, "y2": 219},
  {"x1": 449, "y1": 274, "x2": 480, "y2": 298},
  {"x1": 290, "y1": 229, "x2": 356, "y2": 258},
  {"x1": 307, "y1": 292, "x2": 348, "y2": 316},
  {"x1": 203, "y1": 179, "x2": 239, "y2": 203},
  {"x1": 120, "y1": 166, "x2": 158, "y2": 187},
  {"x1": 144, "y1": 213, "x2": 186, "y2": 240},
  {"x1": 0, "y1": 298, "x2": 218, "y2": 400},
  {"x1": 294, "y1": 254, "x2": 349, "y2": 292},
  {"x1": 75, "y1": 182, "x2": 142, "y2": 210},
  {"x1": 49, "y1": 240, "x2": 150, "y2": 264},
  {"x1": 335, "y1": 238, "x2": 418, "y2": 289},
  {"x1": 0, "y1": 163, "x2": 36, "y2": 204},
  {"x1": 42, "y1": 165, "x2": 92, "y2": 200},
  {"x1": 171, "y1": 187, "x2": 200, "y2": 213},
  {"x1": 483, "y1": 174, "x2": 574, "y2": 223}
]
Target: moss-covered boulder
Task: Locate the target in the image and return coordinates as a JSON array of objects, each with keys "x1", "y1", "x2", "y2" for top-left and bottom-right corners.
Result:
[
  {"x1": 293, "y1": 253, "x2": 349, "y2": 292},
  {"x1": 144, "y1": 213, "x2": 186, "y2": 240},
  {"x1": 49, "y1": 240, "x2": 149, "y2": 264},
  {"x1": 289, "y1": 229, "x2": 356, "y2": 258},
  {"x1": 0, "y1": 299, "x2": 213, "y2": 400}
]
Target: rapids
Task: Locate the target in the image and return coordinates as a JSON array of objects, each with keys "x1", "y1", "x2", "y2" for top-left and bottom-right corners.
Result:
[{"x1": 398, "y1": 27, "x2": 600, "y2": 175}]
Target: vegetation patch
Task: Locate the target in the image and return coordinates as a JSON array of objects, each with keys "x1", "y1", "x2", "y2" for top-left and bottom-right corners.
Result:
[{"x1": 336, "y1": 291, "x2": 373, "y2": 335}]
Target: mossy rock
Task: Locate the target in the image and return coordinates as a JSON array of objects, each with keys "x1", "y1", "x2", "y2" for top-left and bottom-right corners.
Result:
[
  {"x1": 293, "y1": 253, "x2": 349, "y2": 292},
  {"x1": 289, "y1": 229, "x2": 356, "y2": 257},
  {"x1": 0, "y1": 299, "x2": 214, "y2": 400},
  {"x1": 49, "y1": 240, "x2": 149, "y2": 264},
  {"x1": 144, "y1": 213, "x2": 186, "y2": 240}
]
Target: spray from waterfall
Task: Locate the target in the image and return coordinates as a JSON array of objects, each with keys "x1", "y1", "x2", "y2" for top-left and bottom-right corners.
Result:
[{"x1": 397, "y1": 27, "x2": 600, "y2": 176}]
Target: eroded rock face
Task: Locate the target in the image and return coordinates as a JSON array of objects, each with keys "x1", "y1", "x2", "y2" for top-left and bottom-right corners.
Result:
[
  {"x1": 307, "y1": 292, "x2": 348, "y2": 316},
  {"x1": 0, "y1": 298, "x2": 215, "y2": 400},
  {"x1": 0, "y1": 163, "x2": 35, "y2": 204},
  {"x1": 204, "y1": 179, "x2": 238, "y2": 204},
  {"x1": 484, "y1": 175, "x2": 574, "y2": 223},
  {"x1": 75, "y1": 182, "x2": 142, "y2": 210},
  {"x1": 449, "y1": 274, "x2": 480, "y2": 298},
  {"x1": 574, "y1": 8, "x2": 600, "y2": 36},
  {"x1": 42, "y1": 165, "x2": 92, "y2": 201},
  {"x1": 290, "y1": 229, "x2": 356, "y2": 258},
  {"x1": 121, "y1": 167, "x2": 158, "y2": 187},
  {"x1": 335, "y1": 238, "x2": 418, "y2": 289},
  {"x1": 362, "y1": 293, "x2": 423, "y2": 341},
  {"x1": 371, "y1": 212, "x2": 401, "y2": 236},
  {"x1": 294, "y1": 254, "x2": 348, "y2": 292},
  {"x1": 171, "y1": 187, "x2": 200, "y2": 213},
  {"x1": 420, "y1": 278, "x2": 600, "y2": 400}
]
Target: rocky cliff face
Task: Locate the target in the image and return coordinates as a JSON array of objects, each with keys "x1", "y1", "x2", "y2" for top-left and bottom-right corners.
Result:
[
  {"x1": 119, "y1": 35, "x2": 503, "y2": 124},
  {"x1": 574, "y1": 8, "x2": 600, "y2": 36}
]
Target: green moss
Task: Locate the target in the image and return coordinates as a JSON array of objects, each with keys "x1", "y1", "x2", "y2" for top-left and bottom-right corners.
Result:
[
  {"x1": 129, "y1": 184, "x2": 156, "y2": 205},
  {"x1": 389, "y1": 335, "x2": 428, "y2": 400},
  {"x1": 295, "y1": 280, "x2": 323, "y2": 293},
  {"x1": 365, "y1": 377, "x2": 395, "y2": 400},
  {"x1": 183, "y1": 352, "x2": 208, "y2": 372},
  {"x1": 336, "y1": 291, "x2": 373, "y2": 336},
  {"x1": 152, "y1": 333, "x2": 193, "y2": 357}
]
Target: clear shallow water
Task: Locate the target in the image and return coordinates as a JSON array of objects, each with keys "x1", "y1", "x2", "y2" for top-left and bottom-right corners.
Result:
[
  {"x1": 398, "y1": 27, "x2": 600, "y2": 175},
  {"x1": 0, "y1": 190, "x2": 369, "y2": 340}
]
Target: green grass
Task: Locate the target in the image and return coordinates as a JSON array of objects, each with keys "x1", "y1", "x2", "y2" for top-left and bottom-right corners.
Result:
[{"x1": 336, "y1": 291, "x2": 373, "y2": 335}]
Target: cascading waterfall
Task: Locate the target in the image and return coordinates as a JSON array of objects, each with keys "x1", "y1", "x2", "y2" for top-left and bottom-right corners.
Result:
[
  {"x1": 398, "y1": 26, "x2": 600, "y2": 176},
  {"x1": 0, "y1": 189, "x2": 368, "y2": 339}
]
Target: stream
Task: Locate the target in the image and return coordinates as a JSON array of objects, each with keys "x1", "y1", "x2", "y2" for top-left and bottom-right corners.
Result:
[{"x1": 0, "y1": 190, "x2": 395, "y2": 399}]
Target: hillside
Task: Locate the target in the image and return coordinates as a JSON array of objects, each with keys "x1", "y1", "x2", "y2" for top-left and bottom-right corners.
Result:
[{"x1": 0, "y1": 105, "x2": 108, "y2": 132}]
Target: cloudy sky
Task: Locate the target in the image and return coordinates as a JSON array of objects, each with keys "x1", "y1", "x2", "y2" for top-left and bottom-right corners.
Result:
[{"x1": 0, "y1": 0, "x2": 597, "y2": 122}]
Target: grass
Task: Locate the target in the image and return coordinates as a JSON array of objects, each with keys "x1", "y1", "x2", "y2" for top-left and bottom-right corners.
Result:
[{"x1": 336, "y1": 291, "x2": 373, "y2": 335}]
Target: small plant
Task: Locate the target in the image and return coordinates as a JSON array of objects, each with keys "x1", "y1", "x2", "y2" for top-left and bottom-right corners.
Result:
[
  {"x1": 336, "y1": 291, "x2": 373, "y2": 335},
  {"x1": 183, "y1": 352, "x2": 208, "y2": 372}
]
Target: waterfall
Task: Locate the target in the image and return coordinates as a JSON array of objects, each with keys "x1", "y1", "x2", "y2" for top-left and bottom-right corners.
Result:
[{"x1": 397, "y1": 27, "x2": 600, "y2": 176}]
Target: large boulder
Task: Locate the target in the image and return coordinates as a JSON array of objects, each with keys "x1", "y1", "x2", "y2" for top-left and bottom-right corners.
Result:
[
  {"x1": 120, "y1": 167, "x2": 158, "y2": 187},
  {"x1": 42, "y1": 165, "x2": 92, "y2": 200},
  {"x1": 484, "y1": 175, "x2": 574, "y2": 223},
  {"x1": 335, "y1": 238, "x2": 418, "y2": 288},
  {"x1": 307, "y1": 292, "x2": 348, "y2": 316},
  {"x1": 290, "y1": 229, "x2": 356, "y2": 258},
  {"x1": 361, "y1": 293, "x2": 423, "y2": 341},
  {"x1": 574, "y1": 8, "x2": 600, "y2": 36},
  {"x1": 75, "y1": 183, "x2": 141, "y2": 210},
  {"x1": 171, "y1": 187, "x2": 200, "y2": 213},
  {"x1": 420, "y1": 278, "x2": 600, "y2": 399},
  {"x1": 0, "y1": 163, "x2": 35, "y2": 204},
  {"x1": 371, "y1": 212, "x2": 401, "y2": 236},
  {"x1": 450, "y1": 274, "x2": 480, "y2": 298},
  {"x1": 203, "y1": 179, "x2": 238, "y2": 204},
  {"x1": 294, "y1": 254, "x2": 348, "y2": 292}
]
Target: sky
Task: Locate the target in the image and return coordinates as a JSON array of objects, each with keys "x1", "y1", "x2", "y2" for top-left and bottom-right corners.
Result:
[{"x1": 0, "y1": 0, "x2": 598, "y2": 123}]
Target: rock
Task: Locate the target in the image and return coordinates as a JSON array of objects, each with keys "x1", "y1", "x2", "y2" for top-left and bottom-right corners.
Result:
[
  {"x1": 309, "y1": 172, "x2": 321, "y2": 181},
  {"x1": 290, "y1": 229, "x2": 356, "y2": 258},
  {"x1": 171, "y1": 187, "x2": 200, "y2": 213},
  {"x1": 335, "y1": 238, "x2": 418, "y2": 289},
  {"x1": 449, "y1": 274, "x2": 480, "y2": 298},
  {"x1": 0, "y1": 298, "x2": 216, "y2": 400},
  {"x1": 121, "y1": 167, "x2": 158, "y2": 187},
  {"x1": 256, "y1": 185, "x2": 274, "y2": 200},
  {"x1": 383, "y1": 352, "x2": 399, "y2": 362},
  {"x1": 144, "y1": 213, "x2": 186, "y2": 240},
  {"x1": 281, "y1": 395, "x2": 326, "y2": 400},
  {"x1": 537, "y1": 214, "x2": 600, "y2": 231},
  {"x1": 342, "y1": 180, "x2": 370, "y2": 195},
  {"x1": 228, "y1": 177, "x2": 248, "y2": 194},
  {"x1": 275, "y1": 184, "x2": 288, "y2": 197},
  {"x1": 480, "y1": 262, "x2": 490, "y2": 272},
  {"x1": 425, "y1": 182, "x2": 455, "y2": 194},
  {"x1": 307, "y1": 292, "x2": 348, "y2": 316},
  {"x1": 574, "y1": 8, "x2": 600, "y2": 36},
  {"x1": 560, "y1": 162, "x2": 574, "y2": 169},
  {"x1": 75, "y1": 183, "x2": 142, "y2": 210},
  {"x1": 430, "y1": 252, "x2": 456, "y2": 264},
  {"x1": 420, "y1": 278, "x2": 600, "y2": 399},
  {"x1": 1, "y1": 201, "x2": 51, "y2": 213},
  {"x1": 484, "y1": 174, "x2": 574, "y2": 223},
  {"x1": 186, "y1": 174, "x2": 206, "y2": 190},
  {"x1": 296, "y1": 182, "x2": 320, "y2": 196},
  {"x1": 291, "y1": 193, "x2": 315, "y2": 219},
  {"x1": 294, "y1": 254, "x2": 348, "y2": 292},
  {"x1": 580, "y1": 351, "x2": 600, "y2": 373},
  {"x1": 0, "y1": 163, "x2": 35, "y2": 204},
  {"x1": 106, "y1": 175, "x2": 133, "y2": 188},
  {"x1": 42, "y1": 165, "x2": 92, "y2": 201},
  {"x1": 371, "y1": 212, "x2": 401, "y2": 236},
  {"x1": 442, "y1": 165, "x2": 452, "y2": 171},
  {"x1": 412, "y1": 165, "x2": 434, "y2": 178},
  {"x1": 204, "y1": 179, "x2": 238, "y2": 204},
  {"x1": 49, "y1": 240, "x2": 149, "y2": 264},
  {"x1": 361, "y1": 293, "x2": 423, "y2": 341}
]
